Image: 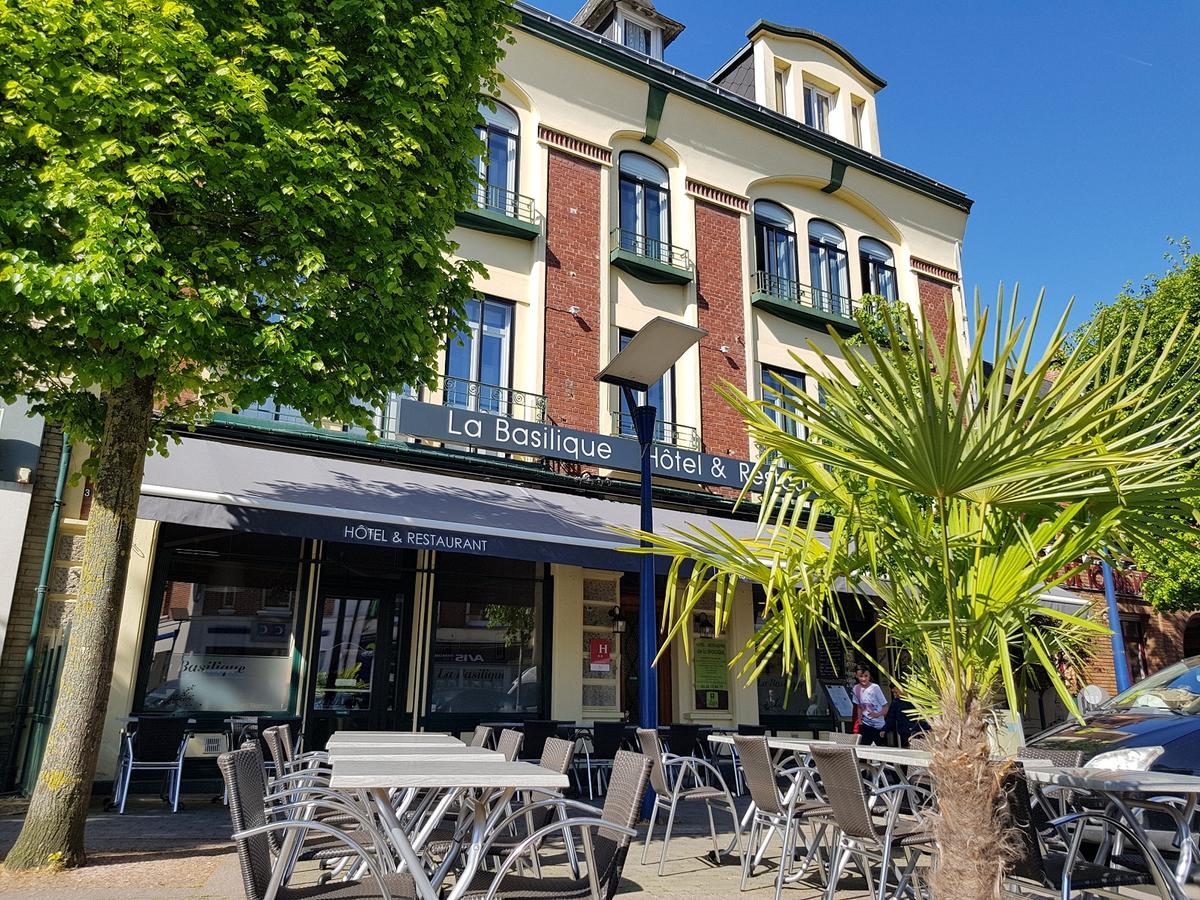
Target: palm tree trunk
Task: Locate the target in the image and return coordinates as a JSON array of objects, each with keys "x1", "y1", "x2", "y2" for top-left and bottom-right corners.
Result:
[
  {"x1": 5, "y1": 376, "x2": 156, "y2": 870},
  {"x1": 924, "y1": 689, "x2": 1013, "y2": 900}
]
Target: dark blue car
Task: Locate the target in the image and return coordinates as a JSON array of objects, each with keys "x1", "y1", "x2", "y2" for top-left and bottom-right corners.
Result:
[{"x1": 1029, "y1": 656, "x2": 1200, "y2": 774}]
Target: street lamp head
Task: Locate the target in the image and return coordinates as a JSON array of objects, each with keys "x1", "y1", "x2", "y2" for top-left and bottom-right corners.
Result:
[{"x1": 595, "y1": 316, "x2": 707, "y2": 391}]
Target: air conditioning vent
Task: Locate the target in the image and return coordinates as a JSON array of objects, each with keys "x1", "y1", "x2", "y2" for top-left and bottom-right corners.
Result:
[{"x1": 203, "y1": 737, "x2": 223, "y2": 755}]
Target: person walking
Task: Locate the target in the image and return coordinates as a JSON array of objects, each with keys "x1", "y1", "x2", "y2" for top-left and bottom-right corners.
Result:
[
  {"x1": 882, "y1": 683, "x2": 925, "y2": 747},
  {"x1": 852, "y1": 664, "x2": 889, "y2": 746}
]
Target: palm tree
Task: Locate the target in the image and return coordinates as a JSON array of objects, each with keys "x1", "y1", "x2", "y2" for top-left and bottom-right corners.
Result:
[{"x1": 627, "y1": 293, "x2": 1200, "y2": 899}]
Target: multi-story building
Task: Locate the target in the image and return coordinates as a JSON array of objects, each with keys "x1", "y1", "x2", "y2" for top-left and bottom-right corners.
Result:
[{"x1": 0, "y1": 0, "x2": 993, "y2": 788}]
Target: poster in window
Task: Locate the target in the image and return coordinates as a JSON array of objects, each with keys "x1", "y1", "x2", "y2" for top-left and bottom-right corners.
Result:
[
  {"x1": 693, "y1": 638, "x2": 729, "y2": 711},
  {"x1": 589, "y1": 637, "x2": 612, "y2": 673}
]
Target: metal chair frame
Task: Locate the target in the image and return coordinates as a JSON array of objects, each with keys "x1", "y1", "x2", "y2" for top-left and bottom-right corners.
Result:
[
  {"x1": 637, "y1": 728, "x2": 743, "y2": 876},
  {"x1": 112, "y1": 717, "x2": 189, "y2": 814}
]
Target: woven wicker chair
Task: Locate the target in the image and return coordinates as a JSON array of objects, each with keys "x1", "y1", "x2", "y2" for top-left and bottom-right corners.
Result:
[
  {"x1": 470, "y1": 725, "x2": 494, "y2": 748},
  {"x1": 218, "y1": 745, "x2": 409, "y2": 900},
  {"x1": 458, "y1": 750, "x2": 652, "y2": 900},
  {"x1": 497, "y1": 728, "x2": 524, "y2": 762},
  {"x1": 587, "y1": 722, "x2": 627, "y2": 796},
  {"x1": 735, "y1": 735, "x2": 833, "y2": 899},
  {"x1": 818, "y1": 730, "x2": 861, "y2": 746},
  {"x1": 810, "y1": 744, "x2": 933, "y2": 900},
  {"x1": 1000, "y1": 766, "x2": 1171, "y2": 900},
  {"x1": 637, "y1": 727, "x2": 742, "y2": 876}
]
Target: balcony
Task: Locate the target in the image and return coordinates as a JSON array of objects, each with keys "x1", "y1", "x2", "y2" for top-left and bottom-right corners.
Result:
[
  {"x1": 376, "y1": 377, "x2": 547, "y2": 441},
  {"x1": 609, "y1": 228, "x2": 694, "y2": 285},
  {"x1": 228, "y1": 377, "x2": 547, "y2": 444},
  {"x1": 455, "y1": 183, "x2": 541, "y2": 240},
  {"x1": 612, "y1": 412, "x2": 701, "y2": 451},
  {"x1": 750, "y1": 271, "x2": 860, "y2": 335}
]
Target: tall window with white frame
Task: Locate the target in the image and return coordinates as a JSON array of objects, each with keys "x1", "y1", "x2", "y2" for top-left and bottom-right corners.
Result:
[
  {"x1": 618, "y1": 152, "x2": 671, "y2": 264},
  {"x1": 803, "y1": 83, "x2": 833, "y2": 134},
  {"x1": 851, "y1": 100, "x2": 866, "y2": 149},
  {"x1": 808, "y1": 220, "x2": 850, "y2": 315},
  {"x1": 445, "y1": 297, "x2": 513, "y2": 415},
  {"x1": 616, "y1": 329, "x2": 676, "y2": 444},
  {"x1": 622, "y1": 18, "x2": 652, "y2": 54},
  {"x1": 474, "y1": 101, "x2": 519, "y2": 216},
  {"x1": 754, "y1": 200, "x2": 799, "y2": 300},
  {"x1": 859, "y1": 238, "x2": 898, "y2": 304},
  {"x1": 761, "y1": 366, "x2": 806, "y2": 439},
  {"x1": 773, "y1": 66, "x2": 790, "y2": 115}
]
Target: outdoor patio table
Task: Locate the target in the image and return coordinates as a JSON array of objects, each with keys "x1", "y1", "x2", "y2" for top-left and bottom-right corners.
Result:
[
  {"x1": 326, "y1": 745, "x2": 505, "y2": 761},
  {"x1": 1025, "y1": 766, "x2": 1200, "y2": 897},
  {"x1": 327, "y1": 757, "x2": 569, "y2": 900},
  {"x1": 325, "y1": 732, "x2": 464, "y2": 749}
]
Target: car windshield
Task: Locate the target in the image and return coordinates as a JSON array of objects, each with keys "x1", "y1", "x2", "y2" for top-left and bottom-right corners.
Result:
[{"x1": 1105, "y1": 657, "x2": 1200, "y2": 714}]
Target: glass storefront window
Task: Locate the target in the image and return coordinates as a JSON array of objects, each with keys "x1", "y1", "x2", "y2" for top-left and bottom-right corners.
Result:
[
  {"x1": 142, "y1": 526, "x2": 302, "y2": 714},
  {"x1": 426, "y1": 555, "x2": 544, "y2": 716}
]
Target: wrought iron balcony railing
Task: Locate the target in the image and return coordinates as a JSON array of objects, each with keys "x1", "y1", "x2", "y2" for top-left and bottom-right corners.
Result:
[
  {"x1": 233, "y1": 377, "x2": 547, "y2": 444},
  {"x1": 752, "y1": 271, "x2": 856, "y2": 320},
  {"x1": 469, "y1": 182, "x2": 537, "y2": 225},
  {"x1": 613, "y1": 412, "x2": 701, "y2": 451},
  {"x1": 612, "y1": 228, "x2": 693, "y2": 273}
]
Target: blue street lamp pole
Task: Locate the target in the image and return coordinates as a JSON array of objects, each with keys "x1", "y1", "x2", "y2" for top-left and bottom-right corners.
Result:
[
  {"x1": 594, "y1": 317, "x2": 706, "y2": 819},
  {"x1": 624, "y1": 389, "x2": 659, "y2": 736},
  {"x1": 1102, "y1": 558, "x2": 1132, "y2": 692}
]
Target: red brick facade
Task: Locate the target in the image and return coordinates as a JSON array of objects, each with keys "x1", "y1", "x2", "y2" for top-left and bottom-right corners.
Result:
[
  {"x1": 916, "y1": 273, "x2": 955, "y2": 353},
  {"x1": 694, "y1": 201, "x2": 748, "y2": 458},
  {"x1": 543, "y1": 149, "x2": 602, "y2": 431},
  {"x1": 1059, "y1": 564, "x2": 1199, "y2": 695}
]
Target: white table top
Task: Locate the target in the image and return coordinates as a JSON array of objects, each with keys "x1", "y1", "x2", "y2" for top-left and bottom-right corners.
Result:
[
  {"x1": 329, "y1": 758, "x2": 570, "y2": 790},
  {"x1": 326, "y1": 733, "x2": 464, "y2": 748},
  {"x1": 328, "y1": 745, "x2": 505, "y2": 761},
  {"x1": 1025, "y1": 767, "x2": 1200, "y2": 794}
]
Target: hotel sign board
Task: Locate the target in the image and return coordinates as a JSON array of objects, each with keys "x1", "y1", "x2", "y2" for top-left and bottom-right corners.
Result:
[{"x1": 394, "y1": 398, "x2": 766, "y2": 492}]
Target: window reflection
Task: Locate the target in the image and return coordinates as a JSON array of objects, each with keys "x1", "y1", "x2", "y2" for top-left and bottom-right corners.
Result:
[
  {"x1": 426, "y1": 556, "x2": 543, "y2": 716},
  {"x1": 144, "y1": 527, "x2": 301, "y2": 714}
]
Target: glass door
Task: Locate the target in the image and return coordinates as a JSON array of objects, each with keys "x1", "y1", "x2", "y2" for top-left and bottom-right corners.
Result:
[{"x1": 306, "y1": 578, "x2": 406, "y2": 742}]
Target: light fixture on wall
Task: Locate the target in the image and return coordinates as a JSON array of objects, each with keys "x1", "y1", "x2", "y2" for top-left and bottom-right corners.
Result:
[
  {"x1": 719, "y1": 344, "x2": 731, "y2": 355},
  {"x1": 567, "y1": 305, "x2": 581, "y2": 317},
  {"x1": 609, "y1": 605, "x2": 627, "y2": 634}
]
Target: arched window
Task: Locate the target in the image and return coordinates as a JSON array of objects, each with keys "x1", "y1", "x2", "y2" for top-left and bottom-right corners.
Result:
[
  {"x1": 618, "y1": 152, "x2": 671, "y2": 261},
  {"x1": 860, "y1": 237, "x2": 897, "y2": 302},
  {"x1": 808, "y1": 220, "x2": 849, "y2": 315},
  {"x1": 476, "y1": 101, "x2": 519, "y2": 215},
  {"x1": 754, "y1": 201, "x2": 799, "y2": 299}
]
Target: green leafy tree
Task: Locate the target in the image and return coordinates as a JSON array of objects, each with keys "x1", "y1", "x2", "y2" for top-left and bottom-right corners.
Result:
[
  {"x1": 1068, "y1": 241, "x2": 1200, "y2": 611},
  {"x1": 627, "y1": 295, "x2": 1200, "y2": 899},
  {"x1": 0, "y1": 0, "x2": 511, "y2": 868}
]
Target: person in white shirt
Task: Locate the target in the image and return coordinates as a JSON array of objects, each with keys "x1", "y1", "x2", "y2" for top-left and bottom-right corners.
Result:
[{"x1": 852, "y1": 665, "x2": 889, "y2": 746}]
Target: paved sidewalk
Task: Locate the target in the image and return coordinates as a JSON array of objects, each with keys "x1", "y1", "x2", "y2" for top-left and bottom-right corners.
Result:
[{"x1": 0, "y1": 794, "x2": 874, "y2": 899}]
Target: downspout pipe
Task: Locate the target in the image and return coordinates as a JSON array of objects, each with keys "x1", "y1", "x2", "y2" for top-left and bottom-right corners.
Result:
[{"x1": 5, "y1": 431, "x2": 71, "y2": 790}]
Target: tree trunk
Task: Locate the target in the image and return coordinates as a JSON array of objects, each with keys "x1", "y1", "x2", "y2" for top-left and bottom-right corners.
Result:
[
  {"x1": 924, "y1": 690, "x2": 1013, "y2": 900},
  {"x1": 5, "y1": 376, "x2": 156, "y2": 871}
]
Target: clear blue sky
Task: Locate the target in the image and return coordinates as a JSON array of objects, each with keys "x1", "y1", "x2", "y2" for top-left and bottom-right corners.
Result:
[{"x1": 535, "y1": 0, "x2": 1198, "y2": 336}]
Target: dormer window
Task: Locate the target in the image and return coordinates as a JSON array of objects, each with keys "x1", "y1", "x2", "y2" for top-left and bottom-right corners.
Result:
[
  {"x1": 618, "y1": 10, "x2": 661, "y2": 58},
  {"x1": 623, "y1": 19, "x2": 652, "y2": 54},
  {"x1": 572, "y1": 1, "x2": 682, "y2": 63},
  {"x1": 803, "y1": 84, "x2": 833, "y2": 133}
]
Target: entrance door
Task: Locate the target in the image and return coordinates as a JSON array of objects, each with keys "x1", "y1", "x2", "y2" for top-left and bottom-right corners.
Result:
[
  {"x1": 620, "y1": 574, "x2": 673, "y2": 724},
  {"x1": 305, "y1": 578, "x2": 407, "y2": 746}
]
